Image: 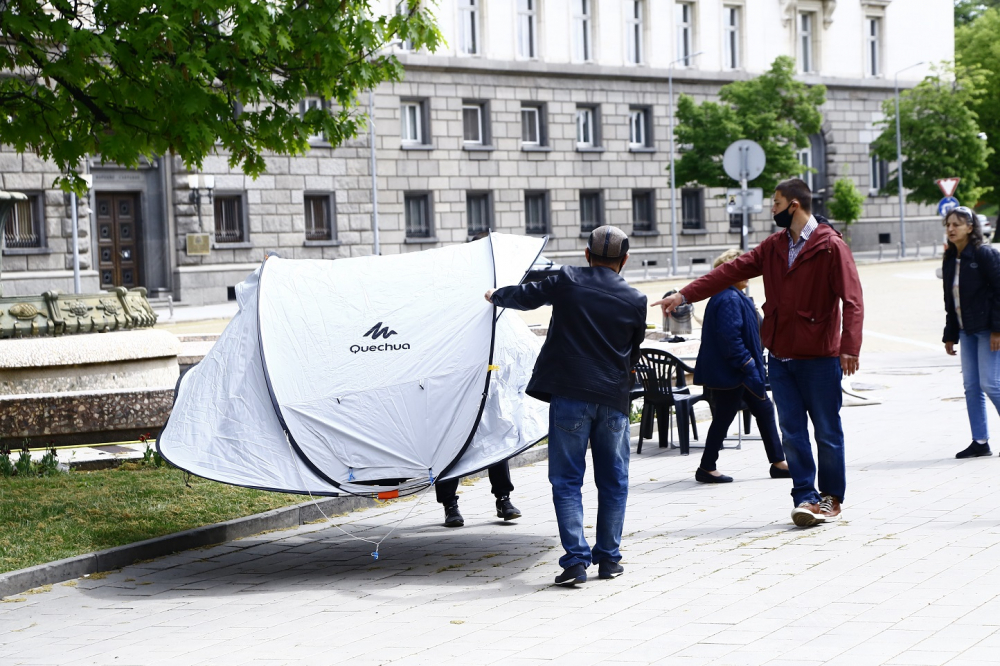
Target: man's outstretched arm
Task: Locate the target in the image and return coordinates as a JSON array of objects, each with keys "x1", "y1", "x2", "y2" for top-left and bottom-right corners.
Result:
[
  {"x1": 485, "y1": 275, "x2": 558, "y2": 311},
  {"x1": 651, "y1": 247, "x2": 765, "y2": 315}
]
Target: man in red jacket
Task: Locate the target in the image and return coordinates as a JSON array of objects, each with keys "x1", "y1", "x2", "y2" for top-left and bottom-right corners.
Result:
[{"x1": 654, "y1": 178, "x2": 864, "y2": 527}]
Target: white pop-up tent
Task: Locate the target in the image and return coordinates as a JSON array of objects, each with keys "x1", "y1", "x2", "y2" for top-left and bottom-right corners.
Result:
[{"x1": 157, "y1": 233, "x2": 549, "y2": 498}]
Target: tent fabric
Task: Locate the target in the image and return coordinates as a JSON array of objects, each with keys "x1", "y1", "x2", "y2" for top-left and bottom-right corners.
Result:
[{"x1": 158, "y1": 233, "x2": 549, "y2": 497}]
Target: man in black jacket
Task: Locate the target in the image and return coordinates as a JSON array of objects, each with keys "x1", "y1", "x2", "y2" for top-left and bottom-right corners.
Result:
[{"x1": 485, "y1": 226, "x2": 647, "y2": 585}]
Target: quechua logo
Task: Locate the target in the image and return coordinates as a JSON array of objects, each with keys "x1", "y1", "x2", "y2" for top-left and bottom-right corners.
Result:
[
  {"x1": 363, "y1": 322, "x2": 397, "y2": 339},
  {"x1": 351, "y1": 322, "x2": 410, "y2": 354}
]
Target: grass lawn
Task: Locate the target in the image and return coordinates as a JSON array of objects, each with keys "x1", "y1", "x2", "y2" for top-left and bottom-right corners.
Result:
[{"x1": 0, "y1": 465, "x2": 303, "y2": 574}]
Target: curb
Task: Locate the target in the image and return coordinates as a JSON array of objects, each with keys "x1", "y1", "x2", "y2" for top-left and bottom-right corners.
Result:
[{"x1": 0, "y1": 443, "x2": 551, "y2": 599}]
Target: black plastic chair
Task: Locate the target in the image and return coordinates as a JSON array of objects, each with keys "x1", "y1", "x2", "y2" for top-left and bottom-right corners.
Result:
[{"x1": 634, "y1": 349, "x2": 704, "y2": 455}]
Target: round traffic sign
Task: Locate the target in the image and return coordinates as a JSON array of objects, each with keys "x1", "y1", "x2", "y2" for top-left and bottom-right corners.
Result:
[{"x1": 723, "y1": 140, "x2": 766, "y2": 182}]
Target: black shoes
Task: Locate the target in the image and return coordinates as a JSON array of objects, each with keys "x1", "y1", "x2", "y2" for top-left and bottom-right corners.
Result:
[
  {"x1": 769, "y1": 464, "x2": 792, "y2": 479},
  {"x1": 443, "y1": 499, "x2": 464, "y2": 527},
  {"x1": 695, "y1": 468, "x2": 733, "y2": 484},
  {"x1": 598, "y1": 561, "x2": 624, "y2": 579},
  {"x1": 956, "y1": 441, "x2": 993, "y2": 459},
  {"x1": 496, "y1": 496, "x2": 522, "y2": 521},
  {"x1": 554, "y1": 563, "x2": 588, "y2": 586}
]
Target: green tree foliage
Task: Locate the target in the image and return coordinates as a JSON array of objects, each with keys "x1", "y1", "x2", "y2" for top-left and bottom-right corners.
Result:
[
  {"x1": 0, "y1": 0, "x2": 442, "y2": 193},
  {"x1": 956, "y1": 7, "x2": 1000, "y2": 207},
  {"x1": 672, "y1": 56, "x2": 826, "y2": 194},
  {"x1": 955, "y1": 0, "x2": 1000, "y2": 25},
  {"x1": 827, "y1": 177, "x2": 865, "y2": 241},
  {"x1": 871, "y1": 64, "x2": 992, "y2": 207}
]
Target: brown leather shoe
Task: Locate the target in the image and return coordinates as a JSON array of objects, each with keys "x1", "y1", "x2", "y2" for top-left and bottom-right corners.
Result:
[
  {"x1": 819, "y1": 495, "x2": 842, "y2": 522},
  {"x1": 791, "y1": 502, "x2": 826, "y2": 527}
]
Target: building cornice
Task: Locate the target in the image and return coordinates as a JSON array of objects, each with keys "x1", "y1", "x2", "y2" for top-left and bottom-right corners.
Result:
[{"x1": 397, "y1": 54, "x2": 918, "y2": 91}]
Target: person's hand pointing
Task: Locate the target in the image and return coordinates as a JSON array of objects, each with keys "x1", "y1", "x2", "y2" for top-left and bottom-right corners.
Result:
[{"x1": 650, "y1": 292, "x2": 685, "y2": 317}]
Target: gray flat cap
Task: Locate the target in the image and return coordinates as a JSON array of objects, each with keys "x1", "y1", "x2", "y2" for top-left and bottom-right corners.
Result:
[{"x1": 587, "y1": 225, "x2": 630, "y2": 259}]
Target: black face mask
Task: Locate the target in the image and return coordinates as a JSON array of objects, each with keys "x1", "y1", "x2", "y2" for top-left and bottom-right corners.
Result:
[{"x1": 773, "y1": 202, "x2": 796, "y2": 229}]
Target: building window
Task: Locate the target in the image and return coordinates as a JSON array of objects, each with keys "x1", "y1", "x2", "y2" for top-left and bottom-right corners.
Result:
[
  {"x1": 629, "y1": 107, "x2": 652, "y2": 149},
  {"x1": 521, "y1": 104, "x2": 547, "y2": 146},
  {"x1": 2, "y1": 194, "x2": 44, "y2": 250},
  {"x1": 676, "y1": 2, "x2": 694, "y2": 66},
  {"x1": 626, "y1": 0, "x2": 643, "y2": 65},
  {"x1": 458, "y1": 0, "x2": 480, "y2": 55},
  {"x1": 466, "y1": 192, "x2": 492, "y2": 236},
  {"x1": 576, "y1": 106, "x2": 599, "y2": 148},
  {"x1": 729, "y1": 212, "x2": 747, "y2": 232},
  {"x1": 723, "y1": 6, "x2": 741, "y2": 70},
  {"x1": 396, "y1": 2, "x2": 414, "y2": 51},
  {"x1": 300, "y1": 96, "x2": 326, "y2": 143},
  {"x1": 401, "y1": 100, "x2": 426, "y2": 144},
  {"x1": 799, "y1": 12, "x2": 815, "y2": 73},
  {"x1": 517, "y1": 0, "x2": 537, "y2": 59},
  {"x1": 304, "y1": 194, "x2": 335, "y2": 242},
  {"x1": 404, "y1": 192, "x2": 433, "y2": 238},
  {"x1": 573, "y1": 0, "x2": 593, "y2": 62},
  {"x1": 214, "y1": 194, "x2": 247, "y2": 244},
  {"x1": 865, "y1": 17, "x2": 881, "y2": 77},
  {"x1": 869, "y1": 151, "x2": 889, "y2": 193},
  {"x1": 681, "y1": 188, "x2": 704, "y2": 230},
  {"x1": 525, "y1": 191, "x2": 549, "y2": 234},
  {"x1": 798, "y1": 145, "x2": 813, "y2": 190},
  {"x1": 463, "y1": 102, "x2": 489, "y2": 145},
  {"x1": 580, "y1": 191, "x2": 603, "y2": 232},
  {"x1": 632, "y1": 190, "x2": 655, "y2": 232}
]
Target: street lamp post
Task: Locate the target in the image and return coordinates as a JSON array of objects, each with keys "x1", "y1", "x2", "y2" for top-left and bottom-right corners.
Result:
[
  {"x1": 894, "y1": 61, "x2": 924, "y2": 258},
  {"x1": 669, "y1": 51, "x2": 703, "y2": 276},
  {"x1": 368, "y1": 88, "x2": 381, "y2": 256}
]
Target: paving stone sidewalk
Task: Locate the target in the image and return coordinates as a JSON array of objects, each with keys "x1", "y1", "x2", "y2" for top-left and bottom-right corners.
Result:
[{"x1": 3, "y1": 350, "x2": 1000, "y2": 666}]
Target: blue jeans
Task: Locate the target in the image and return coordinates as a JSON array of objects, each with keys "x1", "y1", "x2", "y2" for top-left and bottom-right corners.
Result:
[
  {"x1": 959, "y1": 330, "x2": 1000, "y2": 442},
  {"x1": 548, "y1": 396, "x2": 630, "y2": 569},
  {"x1": 768, "y1": 357, "x2": 845, "y2": 506}
]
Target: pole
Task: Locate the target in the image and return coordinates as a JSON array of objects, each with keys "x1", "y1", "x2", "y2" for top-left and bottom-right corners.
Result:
[
  {"x1": 71, "y1": 191, "x2": 81, "y2": 293},
  {"x1": 667, "y1": 51, "x2": 703, "y2": 276},
  {"x1": 0, "y1": 210, "x2": 5, "y2": 298},
  {"x1": 894, "y1": 61, "x2": 924, "y2": 259},
  {"x1": 894, "y1": 76, "x2": 906, "y2": 258},
  {"x1": 669, "y1": 64, "x2": 677, "y2": 276},
  {"x1": 369, "y1": 88, "x2": 381, "y2": 256}
]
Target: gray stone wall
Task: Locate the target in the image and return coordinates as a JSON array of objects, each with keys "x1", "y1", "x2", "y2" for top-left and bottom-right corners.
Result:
[{"x1": 0, "y1": 147, "x2": 95, "y2": 296}]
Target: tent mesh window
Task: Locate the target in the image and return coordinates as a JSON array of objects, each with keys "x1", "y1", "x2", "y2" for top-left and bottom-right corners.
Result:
[
  {"x1": 2, "y1": 195, "x2": 42, "y2": 248},
  {"x1": 631, "y1": 189, "x2": 655, "y2": 232},
  {"x1": 525, "y1": 191, "x2": 548, "y2": 235},
  {"x1": 305, "y1": 194, "x2": 334, "y2": 241},
  {"x1": 214, "y1": 195, "x2": 245, "y2": 243},
  {"x1": 579, "y1": 190, "x2": 602, "y2": 233},
  {"x1": 405, "y1": 193, "x2": 432, "y2": 238}
]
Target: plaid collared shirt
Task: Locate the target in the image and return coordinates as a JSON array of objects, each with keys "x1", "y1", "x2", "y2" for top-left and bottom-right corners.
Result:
[{"x1": 787, "y1": 216, "x2": 819, "y2": 267}]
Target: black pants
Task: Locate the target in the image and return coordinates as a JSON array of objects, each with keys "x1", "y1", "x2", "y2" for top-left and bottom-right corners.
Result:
[
  {"x1": 435, "y1": 460, "x2": 514, "y2": 504},
  {"x1": 701, "y1": 386, "x2": 785, "y2": 472}
]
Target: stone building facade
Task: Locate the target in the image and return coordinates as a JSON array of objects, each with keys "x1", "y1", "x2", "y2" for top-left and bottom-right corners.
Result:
[{"x1": 1, "y1": 0, "x2": 954, "y2": 305}]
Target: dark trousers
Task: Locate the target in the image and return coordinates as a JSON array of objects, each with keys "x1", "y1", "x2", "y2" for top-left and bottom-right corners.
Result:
[
  {"x1": 435, "y1": 460, "x2": 514, "y2": 504},
  {"x1": 700, "y1": 386, "x2": 785, "y2": 472},
  {"x1": 768, "y1": 357, "x2": 845, "y2": 506}
]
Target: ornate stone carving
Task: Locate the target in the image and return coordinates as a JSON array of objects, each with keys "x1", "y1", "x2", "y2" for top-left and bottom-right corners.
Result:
[
  {"x1": 99, "y1": 298, "x2": 123, "y2": 316},
  {"x1": 2, "y1": 289, "x2": 157, "y2": 339},
  {"x1": 8, "y1": 303, "x2": 39, "y2": 320},
  {"x1": 62, "y1": 301, "x2": 93, "y2": 318}
]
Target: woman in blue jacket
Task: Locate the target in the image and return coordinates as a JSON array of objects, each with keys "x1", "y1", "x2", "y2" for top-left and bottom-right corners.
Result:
[
  {"x1": 693, "y1": 249, "x2": 790, "y2": 483},
  {"x1": 942, "y1": 206, "x2": 1000, "y2": 459}
]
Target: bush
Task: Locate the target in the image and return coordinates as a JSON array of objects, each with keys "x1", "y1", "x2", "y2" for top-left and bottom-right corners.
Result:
[{"x1": 828, "y1": 177, "x2": 866, "y2": 243}]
